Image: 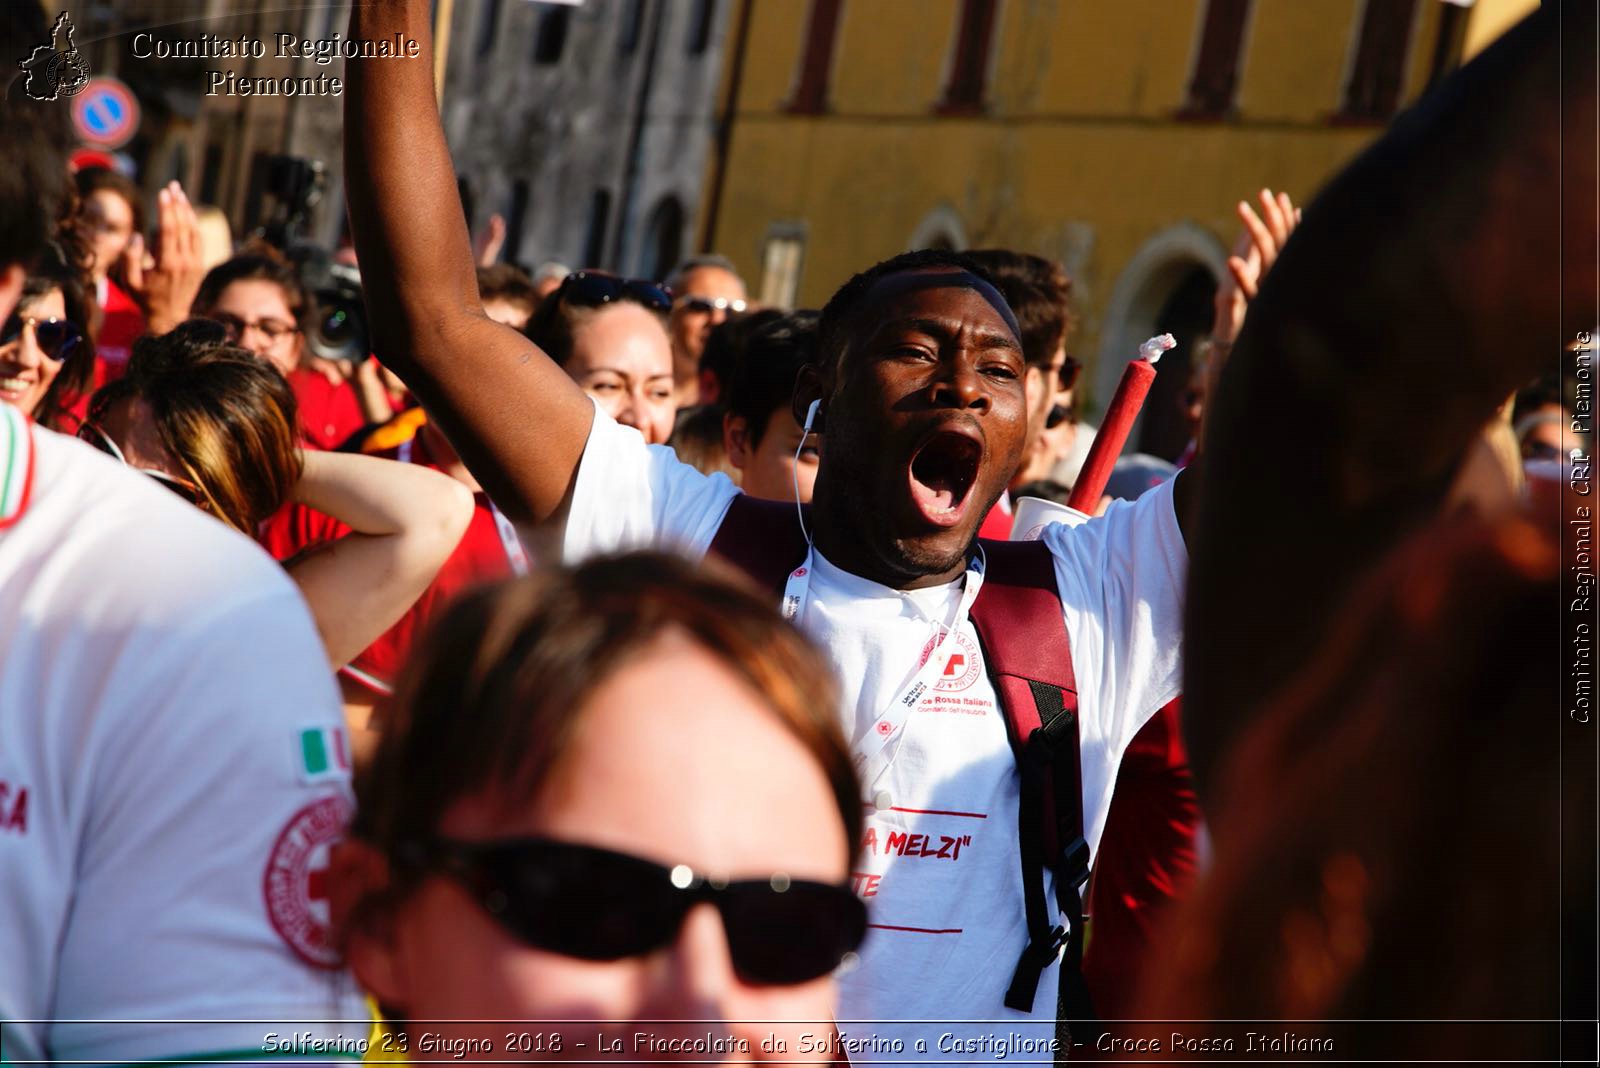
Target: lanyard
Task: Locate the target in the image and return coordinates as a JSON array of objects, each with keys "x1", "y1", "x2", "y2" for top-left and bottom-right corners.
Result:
[
  {"x1": 399, "y1": 437, "x2": 529, "y2": 576},
  {"x1": 489, "y1": 499, "x2": 530, "y2": 577},
  {"x1": 781, "y1": 545, "x2": 986, "y2": 790}
]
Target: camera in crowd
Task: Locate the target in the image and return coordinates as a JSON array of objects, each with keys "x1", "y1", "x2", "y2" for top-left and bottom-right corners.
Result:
[
  {"x1": 291, "y1": 245, "x2": 370, "y2": 363},
  {"x1": 259, "y1": 155, "x2": 371, "y2": 363}
]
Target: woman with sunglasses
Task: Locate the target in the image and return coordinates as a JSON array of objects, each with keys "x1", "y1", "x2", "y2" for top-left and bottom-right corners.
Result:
[
  {"x1": 83, "y1": 321, "x2": 474, "y2": 673},
  {"x1": 334, "y1": 552, "x2": 866, "y2": 1061},
  {"x1": 0, "y1": 247, "x2": 94, "y2": 432},
  {"x1": 524, "y1": 271, "x2": 678, "y2": 446}
]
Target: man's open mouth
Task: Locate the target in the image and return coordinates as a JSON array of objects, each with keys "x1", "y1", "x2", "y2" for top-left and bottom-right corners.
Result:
[{"x1": 907, "y1": 429, "x2": 983, "y2": 528}]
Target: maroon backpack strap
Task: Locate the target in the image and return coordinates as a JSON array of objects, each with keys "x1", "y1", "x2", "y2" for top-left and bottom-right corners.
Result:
[
  {"x1": 969, "y1": 537, "x2": 1097, "y2": 1039},
  {"x1": 706, "y1": 494, "x2": 810, "y2": 595}
]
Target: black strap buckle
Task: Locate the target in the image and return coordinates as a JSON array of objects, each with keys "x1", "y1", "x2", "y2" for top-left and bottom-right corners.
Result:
[{"x1": 1004, "y1": 924, "x2": 1067, "y2": 1010}]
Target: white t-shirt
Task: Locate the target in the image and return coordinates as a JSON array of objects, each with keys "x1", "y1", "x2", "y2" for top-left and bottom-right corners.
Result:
[
  {"x1": 563, "y1": 411, "x2": 1186, "y2": 1052},
  {"x1": 0, "y1": 410, "x2": 368, "y2": 1064}
]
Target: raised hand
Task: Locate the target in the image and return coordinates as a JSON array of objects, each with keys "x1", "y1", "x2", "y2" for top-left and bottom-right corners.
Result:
[
  {"x1": 1212, "y1": 188, "x2": 1301, "y2": 344},
  {"x1": 474, "y1": 212, "x2": 507, "y2": 267},
  {"x1": 124, "y1": 181, "x2": 206, "y2": 336}
]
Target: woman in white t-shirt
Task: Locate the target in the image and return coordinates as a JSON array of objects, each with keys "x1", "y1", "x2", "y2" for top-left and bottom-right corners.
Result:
[
  {"x1": 79, "y1": 320, "x2": 473, "y2": 671},
  {"x1": 332, "y1": 552, "x2": 866, "y2": 1063}
]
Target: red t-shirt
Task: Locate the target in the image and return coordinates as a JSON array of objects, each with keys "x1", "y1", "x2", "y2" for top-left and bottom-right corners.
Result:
[
  {"x1": 348, "y1": 431, "x2": 515, "y2": 697},
  {"x1": 256, "y1": 498, "x2": 349, "y2": 564},
  {"x1": 1082, "y1": 698, "x2": 1202, "y2": 1020},
  {"x1": 289, "y1": 367, "x2": 369, "y2": 451},
  {"x1": 93, "y1": 277, "x2": 144, "y2": 389}
]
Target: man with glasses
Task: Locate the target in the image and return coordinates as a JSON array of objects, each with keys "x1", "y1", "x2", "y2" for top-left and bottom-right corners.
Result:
[{"x1": 665, "y1": 253, "x2": 749, "y2": 406}]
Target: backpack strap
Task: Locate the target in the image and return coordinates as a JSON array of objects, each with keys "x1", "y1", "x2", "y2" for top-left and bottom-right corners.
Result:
[
  {"x1": 968, "y1": 538, "x2": 1098, "y2": 1042},
  {"x1": 707, "y1": 494, "x2": 810, "y2": 594}
]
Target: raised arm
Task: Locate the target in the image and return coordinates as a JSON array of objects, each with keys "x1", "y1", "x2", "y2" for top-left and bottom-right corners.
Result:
[
  {"x1": 286, "y1": 450, "x2": 474, "y2": 669},
  {"x1": 343, "y1": 0, "x2": 591, "y2": 524}
]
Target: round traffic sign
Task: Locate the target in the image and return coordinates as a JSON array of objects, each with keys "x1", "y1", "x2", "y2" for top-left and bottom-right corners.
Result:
[{"x1": 71, "y1": 77, "x2": 140, "y2": 150}]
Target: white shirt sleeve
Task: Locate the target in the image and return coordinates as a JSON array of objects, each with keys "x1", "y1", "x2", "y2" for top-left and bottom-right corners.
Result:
[
  {"x1": 561, "y1": 403, "x2": 740, "y2": 564},
  {"x1": 1043, "y1": 476, "x2": 1188, "y2": 760}
]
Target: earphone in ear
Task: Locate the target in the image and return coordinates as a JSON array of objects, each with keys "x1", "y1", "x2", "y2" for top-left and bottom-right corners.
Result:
[{"x1": 794, "y1": 398, "x2": 822, "y2": 547}]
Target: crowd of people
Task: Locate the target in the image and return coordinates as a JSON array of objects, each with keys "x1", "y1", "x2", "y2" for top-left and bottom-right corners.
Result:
[{"x1": 0, "y1": 0, "x2": 1592, "y2": 1063}]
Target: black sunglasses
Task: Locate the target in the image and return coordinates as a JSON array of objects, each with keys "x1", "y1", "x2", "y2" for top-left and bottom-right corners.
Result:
[
  {"x1": 678, "y1": 295, "x2": 748, "y2": 315},
  {"x1": 2, "y1": 314, "x2": 84, "y2": 363},
  {"x1": 402, "y1": 836, "x2": 867, "y2": 986},
  {"x1": 77, "y1": 422, "x2": 207, "y2": 507},
  {"x1": 555, "y1": 271, "x2": 674, "y2": 313}
]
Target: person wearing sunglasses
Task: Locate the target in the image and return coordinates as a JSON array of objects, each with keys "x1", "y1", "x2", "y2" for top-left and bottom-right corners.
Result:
[
  {"x1": 665, "y1": 255, "x2": 749, "y2": 407},
  {"x1": 334, "y1": 552, "x2": 864, "y2": 1059},
  {"x1": 0, "y1": 246, "x2": 94, "y2": 433},
  {"x1": 83, "y1": 321, "x2": 473, "y2": 677},
  {"x1": 524, "y1": 270, "x2": 678, "y2": 446}
]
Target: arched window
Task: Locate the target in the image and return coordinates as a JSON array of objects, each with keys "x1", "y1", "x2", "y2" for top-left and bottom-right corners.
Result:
[
  {"x1": 907, "y1": 205, "x2": 967, "y2": 252},
  {"x1": 618, "y1": 0, "x2": 646, "y2": 57},
  {"x1": 639, "y1": 196, "x2": 684, "y2": 283},
  {"x1": 583, "y1": 189, "x2": 612, "y2": 270},
  {"x1": 1340, "y1": 0, "x2": 1419, "y2": 121},
  {"x1": 533, "y1": 5, "x2": 571, "y2": 65},
  {"x1": 1095, "y1": 223, "x2": 1229, "y2": 455},
  {"x1": 788, "y1": 0, "x2": 843, "y2": 114},
  {"x1": 504, "y1": 179, "x2": 530, "y2": 265},
  {"x1": 686, "y1": 0, "x2": 717, "y2": 56},
  {"x1": 937, "y1": 0, "x2": 999, "y2": 115},
  {"x1": 475, "y1": 0, "x2": 502, "y2": 58},
  {"x1": 1180, "y1": 0, "x2": 1252, "y2": 118}
]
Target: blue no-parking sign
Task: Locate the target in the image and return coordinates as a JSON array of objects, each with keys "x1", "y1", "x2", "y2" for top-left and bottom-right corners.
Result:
[{"x1": 71, "y1": 77, "x2": 140, "y2": 150}]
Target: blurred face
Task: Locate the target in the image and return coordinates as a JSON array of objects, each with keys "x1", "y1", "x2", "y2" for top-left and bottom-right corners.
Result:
[
  {"x1": 669, "y1": 267, "x2": 747, "y2": 381},
  {"x1": 207, "y1": 278, "x2": 302, "y2": 377},
  {"x1": 728, "y1": 406, "x2": 819, "y2": 503},
  {"x1": 811, "y1": 270, "x2": 1026, "y2": 588},
  {"x1": 1012, "y1": 346, "x2": 1075, "y2": 489},
  {"x1": 483, "y1": 297, "x2": 532, "y2": 331},
  {"x1": 84, "y1": 394, "x2": 209, "y2": 509},
  {"x1": 565, "y1": 303, "x2": 676, "y2": 445},
  {"x1": 82, "y1": 189, "x2": 135, "y2": 282},
  {"x1": 1521, "y1": 403, "x2": 1567, "y2": 463},
  {"x1": 533, "y1": 274, "x2": 564, "y2": 302},
  {"x1": 348, "y1": 632, "x2": 851, "y2": 1061},
  {"x1": 1022, "y1": 345, "x2": 1067, "y2": 457},
  {"x1": 1181, "y1": 362, "x2": 1207, "y2": 443},
  {"x1": 0, "y1": 288, "x2": 69, "y2": 417}
]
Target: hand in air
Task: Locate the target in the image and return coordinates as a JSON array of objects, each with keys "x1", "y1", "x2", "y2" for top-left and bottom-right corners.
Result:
[
  {"x1": 1212, "y1": 188, "x2": 1301, "y2": 344},
  {"x1": 123, "y1": 181, "x2": 206, "y2": 336}
]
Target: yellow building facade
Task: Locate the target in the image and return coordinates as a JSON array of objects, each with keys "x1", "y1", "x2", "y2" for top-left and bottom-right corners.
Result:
[{"x1": 703, "y1": 0, "x2": 1536, "y2": 442}]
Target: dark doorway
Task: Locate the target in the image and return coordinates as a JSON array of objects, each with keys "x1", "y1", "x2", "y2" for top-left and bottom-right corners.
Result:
[{"x1": 1137, "y1": 265, "x2": 1216, "y2": 462}]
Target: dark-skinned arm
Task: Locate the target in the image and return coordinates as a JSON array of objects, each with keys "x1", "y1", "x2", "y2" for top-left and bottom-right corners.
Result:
[{"x1": 343, "y1": 0, "x2": 591, "y2": 524}]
